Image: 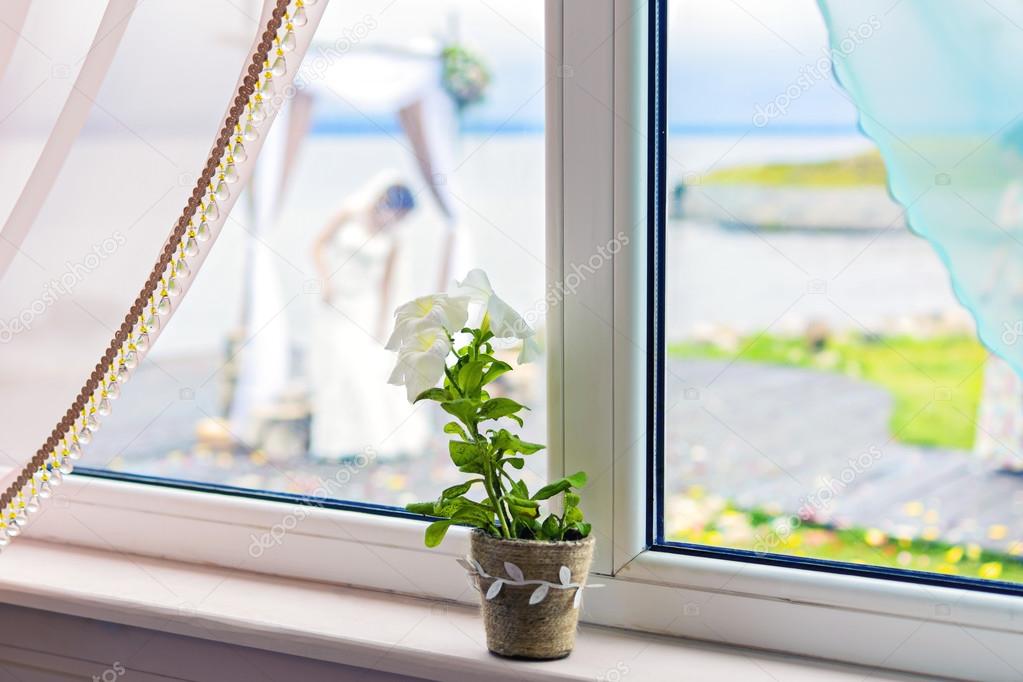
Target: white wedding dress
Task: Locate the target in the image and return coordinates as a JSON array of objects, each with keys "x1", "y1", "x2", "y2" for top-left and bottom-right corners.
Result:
[{"x1": 309, "y1": 219, "x2": 428, "y2": 462}]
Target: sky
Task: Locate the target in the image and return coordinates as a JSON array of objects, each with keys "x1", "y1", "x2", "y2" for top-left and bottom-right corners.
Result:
[
  {"x1": 307, "y1": 0, "x2": 859, "y2": 134},
  {"x1": 0, "y1": 0, "x2": 861, "y2": 137}
]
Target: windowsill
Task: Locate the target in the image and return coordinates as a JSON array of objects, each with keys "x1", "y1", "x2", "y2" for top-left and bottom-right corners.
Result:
[{"x1": 0, "y1": 539, "x2": 930, "y2": 681}]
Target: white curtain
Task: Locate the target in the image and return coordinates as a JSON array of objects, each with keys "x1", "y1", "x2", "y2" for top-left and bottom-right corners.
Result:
[{"x1": 0, "y1": 0, "x2": 314, "y2": 492}]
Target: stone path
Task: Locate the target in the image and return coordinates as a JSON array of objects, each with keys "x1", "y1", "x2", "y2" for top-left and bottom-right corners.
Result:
[
  {"x1": 665, "y1": 359, "x2": 1023, "y2": 553},
  {"x1": 87, "y1": 352, "x2": 1023, "y2": 554}
]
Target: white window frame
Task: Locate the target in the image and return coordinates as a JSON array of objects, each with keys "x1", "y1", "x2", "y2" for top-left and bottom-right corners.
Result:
[{"x1": 20, "y1": 2, "x2": 1023, "y2": 679}]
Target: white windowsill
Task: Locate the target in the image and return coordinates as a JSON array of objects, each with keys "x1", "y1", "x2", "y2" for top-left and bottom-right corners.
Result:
[{"x1": 0, "y1": 539, "x2": 932, "y2": 681}]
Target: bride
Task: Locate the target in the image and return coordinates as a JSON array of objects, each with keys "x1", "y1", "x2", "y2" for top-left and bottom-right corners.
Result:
[{"x1": 309, "y1": 173, "x2": 428, "y2": 462}]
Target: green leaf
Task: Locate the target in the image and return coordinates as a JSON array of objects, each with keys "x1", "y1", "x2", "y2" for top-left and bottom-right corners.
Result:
[
  {"x1": 502, "y1": 457, "x2": 525, "y2": 470},
  {"x1": 575, "y1": 522, "x2": 592, "y2": 537},
  {"x1": 425, "y1": 519, "x2": 457, "y2": 547},
  {"x1": 441, "y1": 479, "x2": 481, "y2": 499},
  {"x1": 531, "y1": 472, "x2": 587, "y2": 501},
  {"x1": 441, "y1": 399, "x2": 479, "y2": 425},
  {"x1": 458, "y1": 461, "x2": 484, "y2": 475},
  {"x1": 565, "y1": 506, "x2": 584, "y2": 524},
  {"x1": 405, "y1": 501, "x2": 438, "y2": 516},
  {"x1": 448, "y1": 440, "x2": 482, "y2": 467},
  {"x1": 458, "y1": 360, "x2": 486, "y2": 394},
  {"x1": 443, "y1": 421, "x2": 467, "y2": 439},
  {"x1": 505, "y1": 494, "x2": 538, "y2": 508},
  {"x1": 444, "y1": 498, "x2": 496, "y2": 527},
  {"x1": 414, "y1": 387, "x2": 449, "y2": 403},
  {"x1": 566, "y1": 471, "x2": 588, "y2": 488},
  {"x1": 477, "y1": 397, "x2": 527, "y2": 422},
  {"x1": 507, "y1": 503, "x2": 539, "y2": 520},
  {"x1": 565, "y1": 492, "x2": 581, "y2": 508},
  {"x1": 540, "y1": 514, "x2": 561, "y2": 540},
  {"x1": 510, "y1": 479, "x2": 530, "y2": 499},
  {"x1": 481, "y1": 360, "x2": 512, "y2": 386},
  {"x1": 492, "y1": 429, "x2": 544, "y2": 455}
]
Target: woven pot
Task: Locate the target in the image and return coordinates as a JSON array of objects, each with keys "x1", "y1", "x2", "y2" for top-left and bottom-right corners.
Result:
[{"x1": 469, "y1": 529, "x2": 595, "y2": 660}]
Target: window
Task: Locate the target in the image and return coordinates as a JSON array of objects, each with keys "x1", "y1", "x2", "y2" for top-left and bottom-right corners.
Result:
[
  {"x1": 72, "y1": 1, "x2": 550, "y2": 513},
  {"x1": 653, "y1": 0, "x2": 1023, "y2": 594},
  {"x1": 10, "y1": 2, "x2": 1023, "y2": 679}
]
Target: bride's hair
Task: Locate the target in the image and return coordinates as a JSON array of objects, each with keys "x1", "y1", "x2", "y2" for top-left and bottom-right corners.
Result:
[{"x1": 381, "y1": 183, "x2": 415, "y2": 213}]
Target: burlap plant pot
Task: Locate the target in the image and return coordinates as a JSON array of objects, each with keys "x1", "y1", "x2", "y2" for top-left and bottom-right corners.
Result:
[{"x1": 469, "y1": 529, "x2": 596, "y2": 660}]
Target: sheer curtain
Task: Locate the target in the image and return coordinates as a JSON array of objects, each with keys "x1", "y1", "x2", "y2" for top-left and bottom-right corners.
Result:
[
  {"x1": 819, "y1": 0, "x2": 1023, "y2": 374},
  {"x1": 0, "y1": 0, "x2": 325, "y2": 516}
]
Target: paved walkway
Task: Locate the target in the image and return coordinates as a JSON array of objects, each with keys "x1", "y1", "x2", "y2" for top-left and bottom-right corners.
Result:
[
  {"x1": 89, "y1": 353, "x2": 1023, "y2": 553},
  {"x1": 665, "y1": 359, "x2": 1023, "y2": 553}
]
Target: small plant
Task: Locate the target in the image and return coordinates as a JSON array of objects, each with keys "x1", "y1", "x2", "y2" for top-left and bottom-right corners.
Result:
[{"x1": 386, "y1": 270, "x2": 590, "y2": 547}]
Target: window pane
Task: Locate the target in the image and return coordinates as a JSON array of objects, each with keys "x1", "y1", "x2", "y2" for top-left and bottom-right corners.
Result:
[
  {"x1": 81, "y1": 2, "x2": 548, "y2": 509},
  {"x1": 662, "y1": 0, "x2": 1021, "y2": 585}
]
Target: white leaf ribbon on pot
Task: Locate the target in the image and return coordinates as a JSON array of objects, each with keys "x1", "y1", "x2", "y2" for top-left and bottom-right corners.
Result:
[
  {"x1": 459, "y1": 555, "x2": 604, "y2": 608},
  {"x1": 504, "y1": 561, "x2": 524, "y2": 582}
]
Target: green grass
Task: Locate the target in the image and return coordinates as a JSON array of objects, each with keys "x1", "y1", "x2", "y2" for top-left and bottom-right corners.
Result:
[
  {"x1": 700, "y1": 150, "x2": 887, "y2": 187},
  {"x1": 669, "y1": 499, "x2": 1023, "y2": 584},
  {"x1": 669, "y1": 333, "x2": 988, "y2": 449}
]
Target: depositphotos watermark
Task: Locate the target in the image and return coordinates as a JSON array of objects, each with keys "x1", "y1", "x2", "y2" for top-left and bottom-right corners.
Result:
[
  {"x1": 261, "y1": 14, "x2": 379, "y2": 111},
  {"x1": 753, "y1": 445, "x2": 882, "y2": 555},
  {"x1": 0, "y1": 231, "x2": 127, "y2": 344},
  {"x1": 92, "y1": 661, "x2": 126, "y2": 682},
  {"x1": 752, "y1": 16, "x2": 882, "y2": 128},
  {"x1": 522, "y1": 230, "x2": 630, "y2": 327},
  {"x1": 248, "y1": 448, "x2": 376, "y2": 557}
]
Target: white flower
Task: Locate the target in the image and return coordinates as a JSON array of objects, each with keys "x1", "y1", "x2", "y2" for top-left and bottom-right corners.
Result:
[
  {"x1": 385, "y1": 294, "x2": 469, "y2": 351},
  {"x1": 387, "y1": 327, "x2": 452, "y2": 402},
  {"x1": 455, "y1": 269, "x2": 540, "y2": 364}
]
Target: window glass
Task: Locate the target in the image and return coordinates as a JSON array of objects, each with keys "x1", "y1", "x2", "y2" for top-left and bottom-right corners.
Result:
[
  {"x1": 662, "y1": 0, "x2": 1022, "y2": 584},
  {"x1": 84, "y1": 1, "x2": 548, "y2": 510}
]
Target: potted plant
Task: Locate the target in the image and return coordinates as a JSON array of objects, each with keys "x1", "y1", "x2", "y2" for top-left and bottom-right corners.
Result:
[{"x1": 386, "y1": 270, "x2": 595, "y2": 660}]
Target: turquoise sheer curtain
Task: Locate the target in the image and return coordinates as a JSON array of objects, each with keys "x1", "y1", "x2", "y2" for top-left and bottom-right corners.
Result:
[{"x1": 818, "y1": 1, "x2": 1023, "y2": 374}]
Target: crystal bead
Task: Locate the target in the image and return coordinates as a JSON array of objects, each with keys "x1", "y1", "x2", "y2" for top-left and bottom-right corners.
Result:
[
  {"x1": 184, "y1": 237, "x2": 199, "y2": 256},
  {"x1": 6, "y1": 519, "x2": 20, "y2": 537},
  {"x1": 232, "y1": 140, "x2": 248, "y2": 162},
  {"x1": 124, "y1": 348, "x2": 139, "y2": 369},
  {"x1": 49, "y1": 468, "x2": 63, "y2": 486},
  {"x1": 77, "y1": 426, "x2": 92, "y2": 444},
  {"x1": 157, "y1": 295, "x2": 172, "y2": 316},
  {"x1": 214, "y1": 178, "x2": 230, "y2": 200},
  {"x1": 14, "y1": 506, "x2": 27, "y2": 525},
  {"x1": 196, "y1": 220, "x2": 212, "y2": 242},
  {"x1": 223, "y1": 160, "x2": 239, "y2": 183},
  {"x1": 107, "y1": 379, "x2": 121, "y2": 400},
  {"x1": 281, "y1": 28, "x2": 296, "y2": 52},
  {"x1": 25, "y1": 496, "x2": 39, "y2": 514},
  {"x1": 204, "y1": 199, "x2": 220, "y2": 221},
  {"x1": 243, "y1": 121, "x2": 259, "y2": 141},
  {"x1": 38, "y1": 481, "x2": 52, "y2": 498},
  {"x1": 260, "y1": 74, "x2": 275, "y2": 97},
  {"x1": 271, "y1": 53, "x2": 287, "y2": 76},
  {"x1": 97, "y1": 396, "x2": 112, "y2": 416},
  {"x1": 176, "y1": 258, "x2": 191, "y2": 278},
  {"x1": 86, "y1": 412, "x2": 100, "y2": 431},
  {"x1": 292, "y1": 6, "x2": 308, "y2": 26},
  {"x1": 249, "y1": 100, "x2": 266, "y2": 123},
  {"x1": 69, "y1": 440, "x2": 84, "y2": 458},
  {"x1": 116, "y1": 362, "x2": 130, "y2": 384},
  {"x1": 59, "y1": 458, "x2": 74, "y2": 475},
  {"x1": 144, "y1": 310, "x2": 159, "y2": 331},
  {"x1": 167, "y1": 276, "x2": 182, "y2": 297},
  {"x1": 135, "y1": 330, "x2": 150, "y2": 352}
]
